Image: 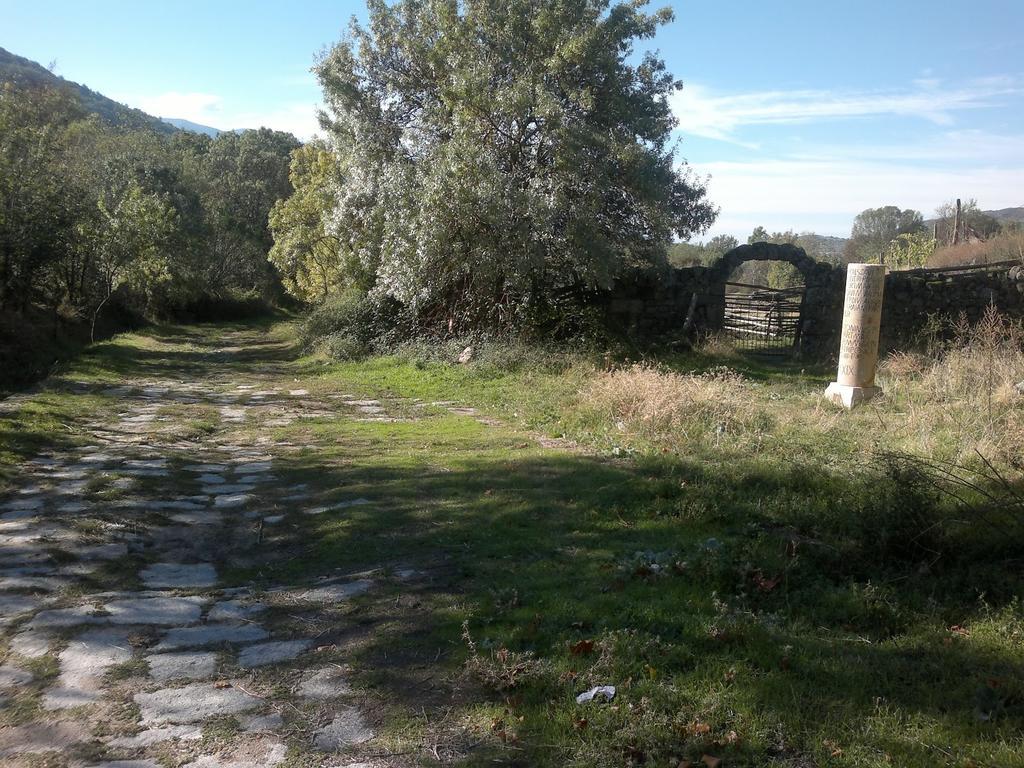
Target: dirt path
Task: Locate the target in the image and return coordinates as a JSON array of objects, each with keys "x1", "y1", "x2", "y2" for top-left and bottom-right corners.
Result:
[{"x1": 0, "y1": 325, "x2": 421, "y2": 768}]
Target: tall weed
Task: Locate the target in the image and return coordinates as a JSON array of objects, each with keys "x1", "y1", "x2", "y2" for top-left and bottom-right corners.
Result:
[
  {"x1": 580, "y1": 364, "x2": 774, "y2": 447},
  {"x1": 878, "y1": 306, "x2": 1024, "y2": 466}
]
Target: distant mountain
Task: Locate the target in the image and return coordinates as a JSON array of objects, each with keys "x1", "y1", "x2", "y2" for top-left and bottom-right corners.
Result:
[
  {"x1": 161, "y1": 117, "x2": 222, "y2": 137},
  {"x1": 0, "y1": 46, "x2": 174, "y2": 135},
  {"x1": 796, "y1": 233, "x2": 847, "y2": 260},
  {"x1": 923, "y1": 205, "x2": 1024, "y2": 230},
  {"x1": 983, "y1": 206, "x2": 1024, "y2": 224}
]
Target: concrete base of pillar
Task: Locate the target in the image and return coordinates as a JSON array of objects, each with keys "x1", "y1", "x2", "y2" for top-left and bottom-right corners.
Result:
[{"x1": 825, "y1": 382, "x2": 882, "y2": 410}]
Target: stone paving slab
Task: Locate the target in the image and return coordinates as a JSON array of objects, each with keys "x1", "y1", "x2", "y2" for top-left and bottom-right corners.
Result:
[
  {"x1": 140, "y1": 562, "x2": 218, "y2": 588},
  {"x1": 0, "y1": 665, "x2": 33, "y2": 688},
  {"x1": 237, "y1": 639, "x2": 311, "y2": 668},
  {"x1": 214, "y1": 494, "x2": 254, "y2": 509},
  {"x1": 0, "y1": 720, "x2": 91, "y2": 758},
  {"x1": 107, "y1": 724, "x2": 203, "y2": 748},
  {"x1": 43, "y1": 627, "x2": 133, "y2": 710},
  {"x1": 105, "y1": 596, "x2": 207, "y2": 625},
  {"x1": 9, "y1": 627, "x2": 54, "y2": 657},
  {"x1": 314, "y1": 709, "x2": 375, "y2": 750},
  {"x1": 0, "y1": 594, "x2": 45, "y2": 625},
  {"x1": 182, "y1": 742, "x2": 287, "y2": 768},
  {"x1": 297, "y1": 667, "x2": 351, "y2": 700},
  {"x1": 296, "y1": 579, "x2": 374, "y2": 603},
  {"x1": 204, "y1": 484, "x2": 256, "y2": 495},
  {"x1": 135, "y1": 682, "x2": 264, "y2": 724},
  {"x1": 154, "y1": 623, "x2": 270, "y2": 651},
  {"x1": 146, "y1": 651, "x2": 219, "y2": 681},
  {"x1": 207, "y1": 599, "x2": 266, "y2": 622}
]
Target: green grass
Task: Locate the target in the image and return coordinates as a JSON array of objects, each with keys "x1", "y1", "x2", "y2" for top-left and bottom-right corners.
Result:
[
  {"x1": 255, "y1": 339, "x2": 1023, "y2": 766},
  {"x1": 1, "y1": 319, "x2": 1022, "y2": 767}
]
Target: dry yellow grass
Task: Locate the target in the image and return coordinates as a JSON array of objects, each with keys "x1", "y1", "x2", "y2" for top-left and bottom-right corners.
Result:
[
  {"x1": 577, "y1": 308, "x2": 1023, "y2": 475},
  {"x1": 926, "y1": 230, "x2": 1024, "y2": 268},
  {"x1": 580, "y1": 363, "x2": 775, "y2": 448},
  {"x1": 878, "y1": 306, "x2": 1024, "y2": 466}
]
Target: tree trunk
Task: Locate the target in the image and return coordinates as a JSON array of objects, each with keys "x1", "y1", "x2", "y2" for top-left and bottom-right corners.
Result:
[{"x1": 91, "y1": 292, "x2": 111, "y2": 344}]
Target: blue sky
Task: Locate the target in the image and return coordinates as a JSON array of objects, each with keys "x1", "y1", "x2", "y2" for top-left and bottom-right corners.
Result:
[{"x1": 2, "y1": 0, "x2": 1023, "y2": 240}]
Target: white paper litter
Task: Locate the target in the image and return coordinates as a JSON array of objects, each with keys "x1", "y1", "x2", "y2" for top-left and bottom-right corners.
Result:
[{"x1": 575, "y1": 685, "x2": 616, "y2": 704}]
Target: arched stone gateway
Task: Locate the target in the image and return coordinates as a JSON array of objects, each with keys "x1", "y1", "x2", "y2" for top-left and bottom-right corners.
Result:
[
  {"x1": 709, "y1": 242, "x2": 819, "y2": 283},
  {"x1": 604, "y1": 243, "x2": 1024, "y2": 360},
  {"x1": 705, "y1": 242, "x2": 838, "y2": 355}
]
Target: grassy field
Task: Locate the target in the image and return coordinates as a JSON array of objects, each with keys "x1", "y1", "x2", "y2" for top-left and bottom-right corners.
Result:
[{"x1": 2, "y1": 316, "x2": 1022, "y2": 767}]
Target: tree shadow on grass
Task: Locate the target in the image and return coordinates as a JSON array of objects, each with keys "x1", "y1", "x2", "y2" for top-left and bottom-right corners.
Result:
[{"x1": 249, "y1": 439, "x2": 1024, "y2": 766}]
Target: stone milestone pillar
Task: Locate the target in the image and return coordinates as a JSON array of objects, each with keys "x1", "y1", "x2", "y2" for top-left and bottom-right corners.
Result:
[{"x1": 825, "y1": 263, "x2": 885, "y2": 409}]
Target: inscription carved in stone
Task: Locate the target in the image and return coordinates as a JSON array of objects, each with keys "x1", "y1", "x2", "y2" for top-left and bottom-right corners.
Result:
[{"x1": 826, "y1": 263, "x2": 886, "y2": 408}]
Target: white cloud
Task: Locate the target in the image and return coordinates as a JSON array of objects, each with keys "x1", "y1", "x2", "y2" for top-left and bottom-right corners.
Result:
[
  {"x1": 222, "y1": 103, "x2": 322, "y2": 142},
  {"x1": 118, "y1": 90, "x2": 322, "y2": 141},
  {"x1": 695, "y1": 157, "x2": 1024, "y2": 240},
  {"x1": 135, "y1": 91, "x2": 224, "y2": 122},
  {"x1": 671, "y1": 78, "x2": 1022, "y2": 142}
]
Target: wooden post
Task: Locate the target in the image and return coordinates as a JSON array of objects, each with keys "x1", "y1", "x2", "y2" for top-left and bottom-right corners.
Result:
[
  {"x1": 953, "y1": 198, "x2": 962, "y2": 245},
  {"x1": 681, "y1": 292, "x2": 699, "y2": 336}
]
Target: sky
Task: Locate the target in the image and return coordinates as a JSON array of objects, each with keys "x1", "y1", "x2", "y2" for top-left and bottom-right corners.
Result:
[{"x1": 2, "y1": 0, "x2": 1023, "y2": 241}]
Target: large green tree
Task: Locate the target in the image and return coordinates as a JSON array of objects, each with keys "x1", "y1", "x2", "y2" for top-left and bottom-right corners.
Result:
[
  {"x1": 846, "y1": 205, "x2": 924, "y2": 263},
  {"x1": 933, "y1": 198, "x2": 1001, "y2": 244},
  {"x1": 195, "y1": 128, "x2": 300, "y2": 297},
  {"x1": 86, "y1": 180, "x2": 178, "y2": 339},
  {"x1": 315, "y1": 0, "x2": 716, "y2": 330},
  {"x1": 269, "y1": 141, "x2": 360, "y2": 303},
  {"x1": 0, "y1": 83, "x2": 83, "y2": 311}
]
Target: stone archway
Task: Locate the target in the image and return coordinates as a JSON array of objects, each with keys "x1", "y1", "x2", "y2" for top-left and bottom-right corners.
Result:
[
  {"x1": 709, "y1": 242, "x2": 819, "y2": 284},
  {"x1": 707, "y1": 242, "x2": 827, "y2": 355}
]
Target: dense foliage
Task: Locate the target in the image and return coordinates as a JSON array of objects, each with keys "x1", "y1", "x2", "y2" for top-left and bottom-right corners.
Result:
[
  {"x1": 291, "y1": 0, "x2": 716, "y2": 337},
  {"x1": 0, "y1": 81, "x2": 299, "y2": 329},
  {"x1": 845, "y1": 205, "x2": 925, "y2": 264}
]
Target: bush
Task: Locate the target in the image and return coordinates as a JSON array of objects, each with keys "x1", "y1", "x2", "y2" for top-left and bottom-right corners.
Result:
[
  {"x1": 300, "y1": 288, "x2": 410, "y2": 358},
  {"x1": 323, "y1": 333, "x2": 368, "y2": 361},
  {"x1": 169, "y1": 292, "x2": 275, "y2": 323}
]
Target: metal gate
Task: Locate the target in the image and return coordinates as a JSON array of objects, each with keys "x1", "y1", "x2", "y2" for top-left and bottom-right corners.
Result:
[{"x1": 722, "y1": 281, "x2": 804, "y2": 353}]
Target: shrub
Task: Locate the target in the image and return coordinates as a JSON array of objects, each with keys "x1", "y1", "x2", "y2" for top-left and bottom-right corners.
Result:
[{"x1": 299, "y1": 288, "x2": 410, "y2": 357}]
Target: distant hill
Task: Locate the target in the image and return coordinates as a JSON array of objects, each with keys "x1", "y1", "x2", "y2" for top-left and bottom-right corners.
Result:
[
  {"x1": 161, "y1": 117, "x2": 222, "y2": 137},
  {"x1": 984, "y1": 206, "x2": 1024, "y2": 224},
  {"x1": 0, "y1": 46, "x2": 175, "y2": 135},
  {"x1": 796, "y1": 233, "x2": 847, "y2": 260},
  {"x1": 923, "y1": 206, "x2": 1024, "y2": 229}
]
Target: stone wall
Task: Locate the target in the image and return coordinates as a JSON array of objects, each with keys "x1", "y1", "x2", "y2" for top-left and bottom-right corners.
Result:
[
  {"x1": 605, "y1": 243, "x2": 1024, "y2": 359},
  {"x1": 879, "y1": 263, "x2": 1024, "y2": 350}
]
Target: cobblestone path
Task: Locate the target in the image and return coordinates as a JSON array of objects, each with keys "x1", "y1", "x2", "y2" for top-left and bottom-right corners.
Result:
[{"x1": 0, "y1": 327, "x2": 422, "y2": 768}]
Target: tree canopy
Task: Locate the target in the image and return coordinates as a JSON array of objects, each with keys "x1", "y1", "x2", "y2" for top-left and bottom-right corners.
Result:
[
  {"x1": 846, "y1": 205, "x2": 924, "y2": 263},
  {"x1": 0, "y1": 81, "x2": 299, "y2": 324},
  {"x1": 313, "y1": 0, "x2": 717, "y2": 332}
]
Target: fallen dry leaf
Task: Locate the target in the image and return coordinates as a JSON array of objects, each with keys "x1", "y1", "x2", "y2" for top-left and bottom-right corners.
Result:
[
  {"x1": 683, "y1": 720, "x2": 711, "y2": 737},
  {"x1": 569, "y1": 639, "x2": 595, "y2": 656},
  {"x1": 701, "y1": 755, "x2": 722, "y2": 768}
]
